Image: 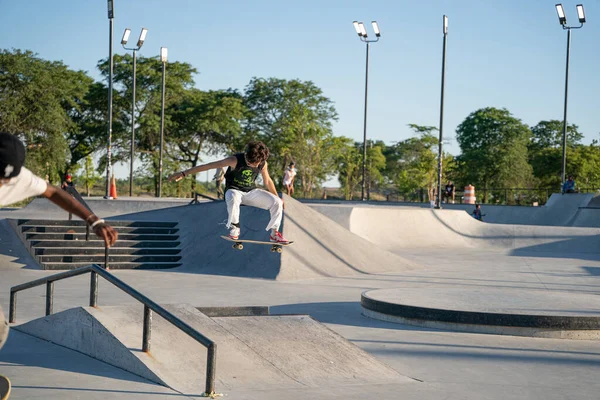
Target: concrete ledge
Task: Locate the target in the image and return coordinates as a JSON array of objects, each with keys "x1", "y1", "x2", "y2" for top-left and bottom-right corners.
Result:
[
  {"x1": 361, "y1": 288, "x2": 600, "y2": 340},
  {"x1": 196, "y1": 306, "x2": 269, "y2": 317}
]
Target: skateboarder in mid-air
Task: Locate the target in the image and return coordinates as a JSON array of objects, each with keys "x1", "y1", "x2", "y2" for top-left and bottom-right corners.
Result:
[{"x1": 168, "y1": 140, "x2": 291, "y2": 244}]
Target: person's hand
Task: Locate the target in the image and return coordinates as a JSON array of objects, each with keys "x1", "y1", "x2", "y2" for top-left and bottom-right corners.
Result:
[
  {"x1": 168, "y1": 172, "x2": 185, "y2": 182},
  {"x1": 93, "y1": 223, "x2": 118, "y2": 248}
]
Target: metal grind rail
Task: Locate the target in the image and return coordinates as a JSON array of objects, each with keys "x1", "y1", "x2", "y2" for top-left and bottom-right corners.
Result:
[{"x1": 8, "y1": 264, "x2": 218, "y2": 396}]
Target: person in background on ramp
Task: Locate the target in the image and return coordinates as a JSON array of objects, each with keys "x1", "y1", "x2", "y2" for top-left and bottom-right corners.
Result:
[
  {"x1": 61, "y1": 173, "x2": 74, "y2": 190},
  {"x1": 443, "y1": 180, "x2": 455, "y2": 204},
  {"x1": 472, "y1": 204, "x2": 485, "y2": 221},
  {"x1": 0, "y1": 132, "x2": 119, "y2": 396},
  {"x1": 167, "y1": 140, "x2": 291, "y2": 244},
  {"x1": 562, "y1": 175, "x2": 576, "y2": 194},
  {"x1": 282, "y1": 162, "x2": 297, "y2": 196},
  {"x1": 213, "y1": 167, "x2": 225, "y2": 199}
]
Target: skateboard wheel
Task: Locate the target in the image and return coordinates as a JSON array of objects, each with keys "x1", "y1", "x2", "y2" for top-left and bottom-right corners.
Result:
[
  {"x1": 238, "y1": 244, "x2": 243, "y2": 250},
  {"x1": 276, "y1": 247, "x2": 282, "y2": 253}
]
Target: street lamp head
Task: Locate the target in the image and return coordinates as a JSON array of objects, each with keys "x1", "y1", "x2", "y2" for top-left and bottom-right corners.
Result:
[
  {"x1": 121, "y1": 28, "x2": 131, "y2": 45},
  {"x1": 358, "y1": 22, "x2": 368, "y2": 38},
  {"x1": 371, "y1": 21, "x2": 381, "y2": 37},
  {"x1": 160, "y1": 47, "x2": 168, "y2": 63},
  {"x1": 137, "y1": 28, "x2": 148, "y2": 48},
  {"x1": 576, "y1": 4, "x2": 586, "y2": 23},
  {"x1": 443, "y1": 15, "x2": 448, "y2": 34},
  {"x1": 353, "y1": 21, "x2": 363, "y2": 37},
  {"x1": 107, "y1": 0, "x2": 114, "y2": 19},
  {"x1": 555, "y1": 4, "x2": 567, "y2": 25}
]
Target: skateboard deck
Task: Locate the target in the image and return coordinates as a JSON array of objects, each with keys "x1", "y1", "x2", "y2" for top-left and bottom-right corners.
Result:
[
  {"x1": 220, "y1": 236, "x2": 294, "y2": 253},
  {"x1": 0, "y1": 375, "x2": 10, "y2": 400}
]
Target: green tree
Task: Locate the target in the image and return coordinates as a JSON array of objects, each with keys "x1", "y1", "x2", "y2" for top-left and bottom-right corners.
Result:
[
  {"x1": 383, "y1": 124, "x2": 453, "y2": 200},
  {"x1": 96, "y1": 54, "x2": 197, "y2": 194},
  {"x1": 76, "y1": 155, "x2": 101, "y2": 196},
  {"x1": 0, "y1": 49, "x2": 92, "y2": 177},
  {"x1": 243, "y1": 77, "x2": 338, "y2": 196},
  {"x1": 167, "y1": 89, "x2": 245, "y2": 191},
  {"x1": 456, "y1": 107, "x2": 533, "y2": 191},
  {"x1": 528, "y1": 120, "x2": 583, "y2": 188},
  {"x1": 336, "y1": 139, "x2": 386, "y2": 200}
]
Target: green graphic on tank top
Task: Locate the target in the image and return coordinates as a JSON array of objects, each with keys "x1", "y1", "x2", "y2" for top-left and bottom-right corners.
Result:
[{"x1": 233, "y1": 169, "x2": 254, "y2": 187}]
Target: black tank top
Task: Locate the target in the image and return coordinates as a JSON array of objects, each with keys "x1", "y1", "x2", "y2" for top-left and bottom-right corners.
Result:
[{"x1": 225, "y1": 153, "x2": 265, "y2": 192}]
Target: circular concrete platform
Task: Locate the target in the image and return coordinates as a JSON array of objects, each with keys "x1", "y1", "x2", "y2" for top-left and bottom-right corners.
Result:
[{"x1": 361, "y1": 288, "x2": 600, "y2": 339}]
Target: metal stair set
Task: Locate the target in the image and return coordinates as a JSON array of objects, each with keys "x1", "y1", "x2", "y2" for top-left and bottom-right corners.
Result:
[{"x1": 15, "y1": 219, "x2": 182, "y2": 270}]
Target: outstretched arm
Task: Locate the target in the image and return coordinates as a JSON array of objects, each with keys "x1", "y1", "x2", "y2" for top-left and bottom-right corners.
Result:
[
  {"x1": 42, "y1": 185, "x2": 118, "y2": 247},
  {"x1": 261, "y1": 162, "x2": 283, "y2": 206},
  {"x1": 168, "y1": 156, "x2": 237, "y2": 182}
]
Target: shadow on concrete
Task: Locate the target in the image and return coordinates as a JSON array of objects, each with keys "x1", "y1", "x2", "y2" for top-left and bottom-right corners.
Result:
[
  {"x1": 270, "y1": 301, "x2": 432, "y2": 332},
  {"x1": 581, "y1": 266, "x2": 600, "y2": 276},
  {"x1": 0, "y1": 219, "x2": 40, "y2": 270},
  {"x1": 0, "y1": 330, "x2": 175, "y2": 391}
]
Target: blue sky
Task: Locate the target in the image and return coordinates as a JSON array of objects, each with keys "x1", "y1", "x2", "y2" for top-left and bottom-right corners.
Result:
[{"x1": 1, "y1": 0, "x2": 600, "y2": 183}]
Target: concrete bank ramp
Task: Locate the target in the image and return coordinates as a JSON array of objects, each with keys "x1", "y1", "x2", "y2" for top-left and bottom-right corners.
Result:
[
  {"x1": 107, "y1": 195, "x2": 418, "y2": 280},
  {"x1": 307, "y1": 193, "x2": 599, "y2": 227},
  {"x1": 310, "y1": 204, "x2": 600, "y2": 255},
  {"x1": 15, "y1": 304, "x2": 408, "y2": 395}
]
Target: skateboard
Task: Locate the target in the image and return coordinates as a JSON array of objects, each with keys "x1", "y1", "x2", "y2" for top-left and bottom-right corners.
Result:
[
  {"x1": 0, "y1": 375, "x2": 10, "y2": 400},
  {"x1": 220, "y1": 236, "x2": 294, "y2": 253}
]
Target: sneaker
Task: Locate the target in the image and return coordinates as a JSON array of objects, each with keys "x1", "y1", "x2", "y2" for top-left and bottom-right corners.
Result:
[
  {"x1": 228, "y1": 226, "x2": 240, "y2": 240},
  {"x1": 269, "y1": 230, "x2": 290, "y2": 244}
]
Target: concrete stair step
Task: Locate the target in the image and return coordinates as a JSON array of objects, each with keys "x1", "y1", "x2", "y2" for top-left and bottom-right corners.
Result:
[
  {"x1": 40, "y1": 262, "x2": 182, "y2": 270},
  {"x1": 30, "y1": 240, "x2": 180, "y2": 248},
  {"x1": 38, "y1": 255, "x2": 183, "y2": 263},
  {"x1": 18, "y1": 219, "x2": 177, "y2": 228},
  {"x1": 21, "y1": 226, "x2": 179, "y2": 234},
  {"x1": 25, "y1": 233, "x2": 179, "y2": 241},
  {"x1": 34, "y1": 247, "x2": 181, "y2": 256}
]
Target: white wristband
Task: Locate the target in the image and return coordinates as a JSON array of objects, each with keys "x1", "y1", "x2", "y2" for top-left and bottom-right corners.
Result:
[{"x1": 90, "y1": 219, "x2": 106, "y2": 229}]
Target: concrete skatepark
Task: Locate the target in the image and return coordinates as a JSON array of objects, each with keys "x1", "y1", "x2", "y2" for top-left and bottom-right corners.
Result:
[{"x1": 1, "y1": 194, "x2": 600, "y2": 399}]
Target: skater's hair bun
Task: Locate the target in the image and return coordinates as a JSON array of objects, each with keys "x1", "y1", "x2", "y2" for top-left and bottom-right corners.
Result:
[{"x1": 245, "y1": 141, "x2": 269, "y2": 164}]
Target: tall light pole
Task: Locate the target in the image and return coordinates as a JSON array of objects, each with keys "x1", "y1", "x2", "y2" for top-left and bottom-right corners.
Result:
[
  {"x1": 157, "y1": 47, "x2": 167, "y2": 198},
  {"x1": 436, "y1": 15, "x2": 448, "y2": 209},
  {"x1": 122, "y1": 28, "x2": 148, "y2": 197},
  {"x1": 105, "y1": 0, "x2": 115, "y2": 199},
  {"x1": 353, "y1": 21, "x2": 381, "y2": 202},
  {"x1": 555, "y1": 4, "x2": 585, "y2": 186}
]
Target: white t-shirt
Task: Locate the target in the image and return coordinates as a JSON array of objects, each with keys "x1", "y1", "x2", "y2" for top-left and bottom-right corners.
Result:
[
  {"x1": 0, "y1": 167, "x2": 48, "y2": 207},
  {"x1": 283, "y1": 167, "x2": 297, "y2": 185}
]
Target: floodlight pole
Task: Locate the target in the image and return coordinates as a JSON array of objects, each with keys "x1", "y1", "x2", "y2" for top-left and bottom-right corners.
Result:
[
  {"x1": 353, "y1": 21, "x2": 381, "y2": 202},
  {"x1": 561, "y1": 27, "x2": 571, "y2": 187},
  {"x1": 555, "y1": 3, "x2": 585, "y2": 187},
  {"x1": 436, "y1": 16, "x2": 448, "y2": 209},
  {"x1": 157, "y1": 48, "x2": 167, "y2": 198},
  {"x1": 122, "y1": 29, "x2": 147, "y2": 197},
  {"x1": 105, "y1": 0, "x2": 115, "y2": 199}
]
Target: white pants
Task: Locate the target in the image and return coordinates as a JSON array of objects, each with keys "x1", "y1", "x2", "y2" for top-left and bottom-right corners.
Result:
[{"x1": 225, "y1": 189, "x2": 283, "y2": 231}]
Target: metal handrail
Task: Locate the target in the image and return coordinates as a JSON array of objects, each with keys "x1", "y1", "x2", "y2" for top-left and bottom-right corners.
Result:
[
  {"x1": 9, "y1": 264, "x2": 217, "y2": 396},
  {"x1": 63, "y1": 186, "x2": 92, "y2": 241},
  {"x1": 189, "y1": 191, "x2": 219, "y2": 204}
]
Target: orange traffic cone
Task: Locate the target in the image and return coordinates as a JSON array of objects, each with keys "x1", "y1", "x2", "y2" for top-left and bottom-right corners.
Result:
[{"x1": 109, "y1": 175, "x2": 118, "y2": 199}]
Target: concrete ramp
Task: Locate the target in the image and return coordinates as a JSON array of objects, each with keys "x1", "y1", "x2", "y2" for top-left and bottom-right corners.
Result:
[
  {"x1": 15, "y1": 304, "x2": 408, "y2": 395},
  {"x1": 106, "y1": 195, "x2": 418, "y2": 280},
  {"x1": 311, "y1": 204, "x2": 600, "y2": 255}
]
